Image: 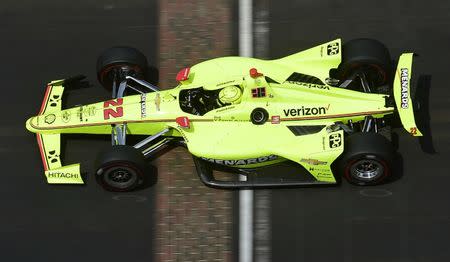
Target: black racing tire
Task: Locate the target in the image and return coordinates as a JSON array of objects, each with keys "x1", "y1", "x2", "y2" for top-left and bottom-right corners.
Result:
[
  {"x1": 337, "y1": 38, "x2": 392, "y2": 89},
  {"x1": 96, "y1": 46, "x2": 148, "y2": 90},
  {"x1": 339, "y1": 132, "x2": 395, "y2": 186},
  {"x1": 95, "y1": 145, "x2": 152, "y2": 192}
]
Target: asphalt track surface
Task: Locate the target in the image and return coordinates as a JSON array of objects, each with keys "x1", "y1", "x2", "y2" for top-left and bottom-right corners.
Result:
[
  {"x1": 1, "y1": 1, "x2": 158, "y2": 261},
  {"x1": 2, "y1": 1, "x2": 450, "y2": 262},
  {"x1": 268, "y1": 1, "x2": 450, "y2": 261}
]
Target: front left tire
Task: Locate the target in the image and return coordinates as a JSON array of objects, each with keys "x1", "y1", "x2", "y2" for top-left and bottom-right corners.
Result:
[{"x1": 95, "y1": 145, "x2": 154, "y2": 192}]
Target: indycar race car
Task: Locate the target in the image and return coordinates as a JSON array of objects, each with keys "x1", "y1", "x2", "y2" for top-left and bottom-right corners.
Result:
[{"x1": 25, "y1": 38, "x2": 422, "y2": 191}]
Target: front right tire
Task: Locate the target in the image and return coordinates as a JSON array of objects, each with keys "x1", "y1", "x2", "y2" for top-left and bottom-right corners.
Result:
[{"x1": 96, "y1": 46, "x2": 149, "y2": 90}]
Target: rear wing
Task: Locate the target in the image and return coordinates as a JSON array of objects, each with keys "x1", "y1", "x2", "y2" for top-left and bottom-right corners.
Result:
[
  {"x1": 393, "y1": 53, "x2": 422, "y2": 136},
  {"x1": 35, "y1": 79, "x2": 83, "y2": 184}
]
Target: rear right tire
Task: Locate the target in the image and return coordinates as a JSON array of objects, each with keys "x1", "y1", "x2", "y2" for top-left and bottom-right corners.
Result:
[{"x1": 339, "y1": 132, "x2": 395, "y2": 186}]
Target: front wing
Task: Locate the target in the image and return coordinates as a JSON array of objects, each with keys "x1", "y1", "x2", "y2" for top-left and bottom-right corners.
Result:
[{"x1": 34, "y1": 80, "x2": 83, "y2": 184}]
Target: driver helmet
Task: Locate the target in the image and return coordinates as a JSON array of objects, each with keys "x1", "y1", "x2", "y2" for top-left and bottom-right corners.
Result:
[{"x1": 218, "y1": 85, "x2": 242, "y2": 105}]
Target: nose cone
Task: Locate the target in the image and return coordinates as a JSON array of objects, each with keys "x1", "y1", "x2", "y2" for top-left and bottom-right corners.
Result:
[{"x1": 25, "y1": 117, "x2": 38, "y2": 133}]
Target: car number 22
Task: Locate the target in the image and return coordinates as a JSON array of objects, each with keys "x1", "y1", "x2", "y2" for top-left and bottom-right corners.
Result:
[{"x1": 103, "y1": 98, "x2": 124, "y2": 120}]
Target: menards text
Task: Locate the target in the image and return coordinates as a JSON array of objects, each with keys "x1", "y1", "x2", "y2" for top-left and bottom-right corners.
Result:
[{"x1": 202, "y1": 155, "x2": 278, "y2": 166}]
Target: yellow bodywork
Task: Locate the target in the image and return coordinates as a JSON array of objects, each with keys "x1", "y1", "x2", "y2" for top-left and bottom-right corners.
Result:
[{"x1": 26, "y1": 39, "x2": 420, "y2": 185}]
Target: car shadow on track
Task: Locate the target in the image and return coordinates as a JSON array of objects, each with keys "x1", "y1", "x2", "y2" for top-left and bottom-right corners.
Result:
[
  {"x1": 388, "y1": 150, "x2": 404, "y2": 184},
  {"x1": 415, "y1": 74, "x2": 436, "y2": 154}
]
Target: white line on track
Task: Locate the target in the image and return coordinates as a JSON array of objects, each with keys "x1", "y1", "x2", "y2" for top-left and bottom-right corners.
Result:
[{"x1": 239, "y1": 1, "x2": 253, "y2": 262}]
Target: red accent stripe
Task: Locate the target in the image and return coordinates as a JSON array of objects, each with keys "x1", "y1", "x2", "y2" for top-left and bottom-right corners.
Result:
[
  {"x1": 36, "y1": 134, "x2": 48, "y2": 171},
  {"x1": 29, "y1": 110, "x2": 394, "y2": 131},
  {"x1": 38, "y1": 85, "x2": 52, "y2": 115},
  {"x1": 28, "y1": 118, "x2": 215, "y2": 130}
]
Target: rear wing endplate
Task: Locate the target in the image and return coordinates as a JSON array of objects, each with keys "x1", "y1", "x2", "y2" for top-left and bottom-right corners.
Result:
[{"x1": 393, "y1": 53, "x2": 423, "y2": 136}]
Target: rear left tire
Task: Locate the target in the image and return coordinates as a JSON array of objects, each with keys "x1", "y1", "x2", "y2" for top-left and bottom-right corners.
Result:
[{"x1": 336, "y1": 38, "x2": 392, "y2": 93}]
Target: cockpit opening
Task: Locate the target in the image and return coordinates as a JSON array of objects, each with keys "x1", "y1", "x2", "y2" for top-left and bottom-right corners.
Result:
[{"x1": 179, "y1": 86, "x2": 242, "y2": 115}]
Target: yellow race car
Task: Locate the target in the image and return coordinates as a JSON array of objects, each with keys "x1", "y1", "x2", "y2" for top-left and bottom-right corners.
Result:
[{"x1": 25, "y1": 38, "x2": 422, "y2": 191}]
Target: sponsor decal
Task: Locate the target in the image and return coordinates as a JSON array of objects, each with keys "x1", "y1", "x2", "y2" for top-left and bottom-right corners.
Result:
[
  {"x1": 329, "y1": 133, "x2": 342, "y2": 148},
  {"x1": 86, "y1": 106, "x2": 97, "y2": 116},
  {"x1": 309, "y1": 166, "x2": 329, "y2": 172},
  {"x1": 140, "y1": 93, "x2": 147, "y2": 118},
  {"x1": 103, "y1": 98, "x2": 124, "y2": 120},
  {"x1": 47, "y1": 149, "x2": 59, "y2": 163},
  {"x1": 410, "y1": 127, "x2": 418, "y2": 135},
  {"x1": 286, "y1": 81, "x2": 330, "y2": 90},
  {"x1": 212, "y1": 116, "x2": 248, "y2": 122},
  {"x1": 327, "y1": 42, "x2": 339, "y2": 55},
  {"x1": 202, "y1": 155, "x2": 278, "y2": 166},
  {"x1": 300, "y1": 158, "x2": 327, "y2": 165},
  {"x1": 44, "y1": 114, "x2": 56, "y2": 124},
  {"x1": 316, "y1": 172, "x2": 332, "y2": 179},
  {"x1": 283, "y1": 105, "x2": 329, "y2": 117},
  {"x1": 216, "y1": 105, "x2": 235, "y2": 113},
  {"x1": 400, "y1": 68, "x2": 409, "y2": 109},
  {"x1": 73, "y1": 107, "x2": 97, "y2": 122},
  {"x1": 251, "y1": 87, "x2": 266, "y2": 98},
  {"x1": 216, "y1": 80, "x2": 235, "y2": 87},
  {"x1": 77, "y1": 106, "x2": 84, "y2": 122},
  {"x1": 49, "y1": 97, "x2": 59, "y2": 108},
  {"x1": 47, "y1": 171, "x2": 79, "y2": 179},
  {"x1": 271, "y1": 115, "x2": 280, "y2": 124},
  {"x1": 155, "y1": 93, "x2": 161, "y2": 111}
]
